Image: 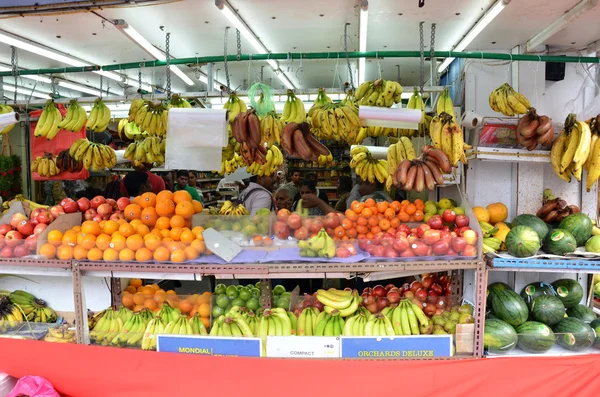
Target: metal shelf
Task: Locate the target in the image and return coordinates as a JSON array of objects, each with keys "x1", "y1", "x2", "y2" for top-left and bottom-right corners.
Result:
[
  {"x1": 0, "y1": 258, "x2": 72, "y2": 277},
  {"x1": 317, "y1": 186, "x2": 337, "y2": 189},
  {"x1": 198, "y1": 178, "x2": 222, "y2": 182},
  {"x1": 487, "y1": 255, "x2": 600, "y2": 273}
]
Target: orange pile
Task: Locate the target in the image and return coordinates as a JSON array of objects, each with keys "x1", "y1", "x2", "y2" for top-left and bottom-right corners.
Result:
[
  {"x1": 338, "y1": 198, "x2": 425, "y2": 240},
  {"x1": 39, "y1": 190, "x2": 207, "y2": 262},
  {"x1": 121, "y1": 278, "x2": 211, "y2": 327}
]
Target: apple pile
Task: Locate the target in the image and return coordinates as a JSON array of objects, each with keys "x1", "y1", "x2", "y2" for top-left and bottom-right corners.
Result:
[
  {"x1": 361, "y1": 274, "x2": 453, "y2": 317},
  {"x1": 273, "y1": 209, "x2": 341, "y2": 242},
  {"x1": 0, "y1": 210, "x2": 54, "y2": 258},
  {"x1": 358, "y1": 211, "x2": 478, "y2": 258},
  {"x1": 57, "y1": 196, "x2": 131, "y2": 223}
]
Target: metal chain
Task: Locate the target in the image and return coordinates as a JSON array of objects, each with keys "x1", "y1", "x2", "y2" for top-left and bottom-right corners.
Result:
[
  {"x1": 51, "y1": 77, "x2": 58, "y2": 99},
  {"x1": 138, "y1": 70, "x2": 142, "y2": 93},
  {"x1": 236, "y1": 29, "x2": 241, "y2": 61},
  {"x1": 165, "y1": 32, "x2": 172, "y2": 100},
  {"x1": 419, "y1": 21, "x2": 425, "y2": 95},
  {"x1": 430, "y1": 23, "x2": 437, "y2": 94},
  {"x1": 223, "y1": 27, "x2": 231, "y2": 93},
  {"x1": 99, "y1": 76, "x2": 103, "y2": 99},
  {"x1": 11, "y1": 46, "x2": 17, "y2": 104},
  {"x1": 344, "y1": 23, "x2": 354, "y2": 91}
]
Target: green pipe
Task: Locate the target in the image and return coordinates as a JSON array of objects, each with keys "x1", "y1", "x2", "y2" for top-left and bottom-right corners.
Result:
[{"x1": 0, "y1": 51, "x2": 598, "y2": 77}]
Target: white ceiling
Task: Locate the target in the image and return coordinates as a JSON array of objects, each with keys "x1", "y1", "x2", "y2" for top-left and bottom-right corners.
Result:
[{"x1": 0, "y1": 0, "x2": 598, "y2": 100}]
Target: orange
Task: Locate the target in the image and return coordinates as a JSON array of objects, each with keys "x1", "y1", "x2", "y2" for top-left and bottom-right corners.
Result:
[
  {"x1": 132, "y1": 304, "x2": 144, "y2": 313},
  {"x1": 140, "y1": 192, "x2": 157, "y2": 209},
  {"x1": 333, "y1": 226, "x2": 345, "y2": 239},
  {"x1": 370, "y1": 226, "x2": 382, "y2": 234},
  {"x1": 110, "y1": 232, "x2": 127, "y2": 251},
  {"x1": 103, "y1": 220, "x2": 119, "y2": 236},
  {"x1": 356, "y1": 216, "x2": 368, "y2": 226},
  {"x1": 122, "y1": 294, "x2": 134, "y2": 308},
  {"x1": 48, "y1": 230, "x2": 64, "y2": 246},
  {"x1": 99, "y1": 220, "x2": 107, "y2": 230},
  {"x1": 191, "y1": 226, "x2": 204, "y2": 239},
  {"x1": 344, "y1": 209, "x2": 358, "y2": 222},
  {"x1": 263, "y1": 236, "x2": 273, "y2": 246},
  {"x1": 160, "y1": 229, "x2": 171, "y2": 239},
  {"x1": 156, "y1": 199, "x2": 175, "y2": 217},
  {"x1": 384, "y1": 208, "x2": 396, "y2": 220},
  {"x1": 103, "y1": 248, "x2": 119, "y2": 261},
  {"x1": 153, "y1": 246, "x2": 170, "y2": 262},
  {"x1": 124, "y1": 203, "x2": 142, "y2": 221},
  {"x1": 39, "y1": 243, "x2": 57, "y2": 259},
  {"x1": 413, "y1": 210, "x2": 424, "y2": 222},
  {"x1": 136, "y1": 247, "x2": 153, "y2": 262},
  {"x1": 175, "y1": 201, "x2": 194, "y2": 219},
  {"x1": 341, "y1": 218, "x2": 353, "y2": 230},
  {"x1": 87, "y1": 247, "x2": 103, "y2": 261},
  {"x1": 81, "y1": 221, "x2": 101, "y2": 236},
  {"x1": 198, "y1": 303, "x2": 210, "y2": 317},
  {"x1": 200, "y1": 317, "x2": 210, "y2": 329},
  {"x1": 129, "y1": 219, "x2": 143, "y2": 228},
  {"x1": 154, "y1": 290, "x2": 167, "y2": 303},
  {"x1": 398, "y1": 212, "x2": 410, "y2": 222},
  {"x1": 126, "y1": 234, "x2": 144, "y2": 251},
  {"x1": 130, "y1": 278, "x2": 143, "y2": 288},
  {"x1": 379, "y1": 218, "x2": 391, "y2": 231},
  {"x1": 95, "y1": 233, "x2": 112, "y2": 251},
  {"x1": 133, "y1": 292, "x2": 145, "y2": 305},
  {"x1": 184, "y1": 219, "x2": 193, "y2": 229},
  {"x1": 173, "y1": 190, "x2": 192, "y2": 204},
  {"x1": 414, "y1": 199, "x2": 425, "y2": 210},
  {"x1": 155, "y1": 216, "x2": 171, "y2": 230},
  {"x1": 486, "y1": 202, "x2": 508, "y2": 224},
  {"x1": 405, "y1": 204, "x2": 417, "y2": 215},
  {"x1": 367, "y1": 216, "x2": 379, "y2": 227},
  {"x1": 140, "y1": 207, "x2": 158, "y2": 227},
  {"x1": 390, "y1": 201, "x2": 401, "y2": 213},
  {"x1": 190, "y1": 239, "x2": 206, "y2": 254},
  {"x1": 151, "y1": 228, "x2": 162, "y2": 238},
  {"x1": 124, "y1": 285, "x2": 137, "y2": 294},
  {"x1": 170, "y1": 227, "x2": 183, "y2": 241},
  {"x1": 62, "y1": 230, "x2": 78, "y2": 247},
  {"x1": 179, "y1": 299, "x2": 193, "y2": 314},
  {"x1": 170, "y1": 215, "x2": 185, "y2": 228},
  {"x1": 390, "y1": 217, "x2": 400, "y2": 229},
  {"x1": 472, "y1": 206, "x2": 490, "y2": 223},
  {"x1": 192, "y1": 200, "x2": 203, "y2": 213},
  {"x1": 135, "y1": 224, "x2": 150, "y2": 237},
  {"x1": 166, "y1": 290, "x2": 177, "y2": 295},
  {"x1": 118, "y1": 223, "x2": 135, "y2": 238},
  {"x1": 350, "y1": 201, "x2": 364, "y2": 213},
  {"x1": 356, "y1": 225, "x2": 369, "y2": 235},
  {"x1": 157, "y1": 190, "x2": 173, "y2": 202},
  {"x1": 140, "y1": 285, "x2": 154, "y2": 297},
  {"x1": 361, "y1": 208, "x2": 374, "y2": 217},
  {"x1": 401, "y1": 199, "x2": 410, "y2": 206},
  {"x1": 119, "y1": 248, "x2": 135, "y2": 261},
  {"x1": 79, "y1": 234, "x2": 97, "y2": 250},
  {"x1": 184, "y1": 246, "x2": 199, "y2": 260},
  {"x1": 376, "y1": 201, "x2": 389, "y2": 214},
  {"x1": 345, "y1": 228, "x2": 357, "y2": 239},
  {"x1": 364, "y1": 198, "x2": 376, "y2": 208},
  {"x1": 170, "y1": 249, "x2": 186, "y2": 262},
  {"x1": 117, "y1": 219, "x2": 127, "y2": 225},
  {"x1": 144, "y1": 298, "x2": 157, "y2": 311},
  {"x1": 144, "y1": 234, "x2": 162, "y2": 251},
  {"x1": 73, "y1": 245, "x2": 88, "y2": 261},
  {"x1": 164, "y1": 240, "x2": 183, "y2": 252},
  {"x1": 180, "y1": 230, "x2": 195, "y2": 244}
]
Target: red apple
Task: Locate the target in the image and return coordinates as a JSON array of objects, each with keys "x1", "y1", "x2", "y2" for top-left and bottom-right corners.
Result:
[
  {"x1": 436, "y1": 298, "x2": 447, "y2": 309},
  {"x1": 13, "y1": 244, "x2": 29, "y2": 258},
  {"x1": 462, "y1": 244, "x2": 477, "y2": 257},
  {"x1": 309, "y1": 219, "x2": 324, "y2": 235},
  {"x1": 384, "y1": 284, "x2": 395, "y2": 292},
  {"x1": 48, "y1": 205, "x2": 65, "y2": 219},
  {"x1": 97, "y1": 203, "x2": 113, "y2": 216},
  {"x1": 0, "y1": 245, "x2": 14, "y2": 258},
  {"x1": 10, "y1": 213, "x2": 27, "y2": 229},
  {"x1": 372, "y1": 245, "x2": 386, "y2": 257},
  {"x1": 424, "y1": 303, "x2": 437, "y2": 317},
  {"x1": 386, "y1": 289, "x2": 401, "y2": 304},
  {"x1": 62, "y1": 200, "x2": 78, "y2": 214},
  {"x1": 336, "y1": 247, "x2": 351, "y2": 258},
  {"x1": 403, "y1": 290, "x2": 415, "y2": 298},
  {"x1": 442, "y1": 209, "x2": 456, "y2": 223},
  {"x1": 16, "y1": 220, "x2": 35, "y2": 237},
  {"x1": 411, "y1": 241, "x2": 429, "y2": 256},
  {"x1": 427, "y1": 290, "x2": 440, "y2": 304},
  {"x1": 410, "y1": 280, "x2": 422, "y2": 292},
  {"x1": 366, "y1": 301, "x2": 378, "y2": 314},
  {"x1": 398, "y1": 224, "x2": 411, "y2": 235},
  {"x1": 392, "y1": 236, "x2": 409, "y2": 253},
  {"x1": 430, "y1": 283, "x2": 443, "y2": 294},
  {"x1": 36, "y1": 210, "x2": 54, "y2": 225},
  {"x1": 463, "y1": 229, "x2": 477, "y2": 246},
  {"x1": 116, "y1": 197, "x2": 130, "y2": 211},
  {"x1": 383, "y1": 247, "x2": 398, "y2": 258},
  {"x1": 372, "y1": 285, "x2": 386, "y2": 298},
  {"x1": 421, "y1": 275, "x2": 433, "y2": 289},
  {"x1": 451, "y1": 237, "x2": 467, "y2": 253},
  {"x1": 294, "y1": 226, "x2": 308, "y2": 240},
  {"x1": 106, "y1": 198, "x2": 117, "y2": 210},
  {"x1": 432, "y1": 240, "x2": 450, "y2": 255},
  {"x1": 446, "y1": 248, "x2": 457, "y2": 256},
  {"x1": 422, "y1": 229, "x2": 441, "y2": 245},
  {"x1": 342, "y1": 243, "x2": 357, "y2": 256},
  {"x1": 33, "y1": 223, "x2": 48, "y2": 236},
  {"x1": 287, "y1": 214, "x2": 302, "y2": 230},
  {"x1": 24, "y1": 234, "x2": 38, "y2": 251},
  {"x1": 109, "y1": 212, "x2": 124, "y2": 221},
  {"x1": 416, "y1": 224, "x2": 431, "y2": 238},
  {"x1": 84, "y1": 208, "x2": 97, "y2": 221},
  {"x1": 92, "y1": 214, "x2": 104, "y2": 222},
  {"x1": 427, "y1": 214, "x2": 443, "y2": 230},
  {"x1": 277, "y1": 209, "x2": 291, "y2": 222},
  {"x1": 362, "y1": 294, "x2": 375, "y2": 306},
  {"x1": 0, "y1": 224, "x2": 12, "y2": 235},
  {"x1": 324, "y1": 213, "x2": 340, "y2": 229},
  {"x1": 441, "y1": 225, "x2": 451, "y2": 232},
  {"x1": 60, "y1": 197, "x2": 74, "y2": 207},
  {"x1": 376, "y1": 297, "x2": 390, "y2": 311},
  {"x1": 77, "y1": 197, "x2": 91, "y2": 212},
  {"x1": 30, "y1": 208, "x2": 43, "y2": 220},
  {"x1": 400, "y1": 248, "x2": 415, "y2": 258},
  {"x1": 415, "y1": 288, "x2": 428, "y2": 301},
  {"x1": 455, "y1": 214, "x2": 470, "y2": 228},
  {"x1": 0, "y1": 236, "x2": 5, "y2": 249},
  {"x1": 5, "y1": 230, "x2": 23, "y2": 247},
  {"x1": 91, "y1": 196, "x2": 106, "y2": 209}
]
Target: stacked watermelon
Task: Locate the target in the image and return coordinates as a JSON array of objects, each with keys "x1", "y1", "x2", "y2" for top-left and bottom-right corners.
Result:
[{"x1": 484, "y1": 278, "x2": 597, "y2": 355}]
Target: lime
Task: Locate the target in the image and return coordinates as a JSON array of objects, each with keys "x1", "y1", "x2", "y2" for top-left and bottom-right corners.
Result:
[
  {"x1": 272, "y1": 297, "x2": 280, "y2": 307},
  {"x1": 216, "y1": 294, "x2": 230, "y2": 308},
  {"x1": 251, "y1": 288, "x2": 261, "y2": 298},
  {"x1": 453, "y1": 207, "x2": 465, "y2": 215},
  {"x1": 238, "y1": 288, "x2": 252, "y2": 301},
  {"x1": 225, "y1": 304, "x2": 232, "y2": 313},
  {"x1": 246, "y1": 298, "x2": 259, "y2": 312},
  {"x1": 236, "y1": 285, "x2": 244, "y2": 291},
  {"x1": 255, "y1": 281, "x2": 262, "y2": 289},
  {"x1": 273, "y1": 285, "x2": 286, "y2": 295},
  {"x1": 212, "y1": 306, "x2": 225, "y2": 317},
  {"x1": 276, "y1": 297, "x2": 290, "y2": 309},
  {"x1": 280, "y1": 292, "x2": 291, "y2": 298},
  {"x1": 214, "y1": 284, "x2": 226, "y2": 295},
  {"x1": 231, "y1": 298, "x2": 245, "y2": 307},
  {"x1": 226, "y1": 285, "x2": 239, "y2": 299}
]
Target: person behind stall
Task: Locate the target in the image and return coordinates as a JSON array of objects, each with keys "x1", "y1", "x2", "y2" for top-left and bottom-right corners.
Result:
[
  {"x1": 295, "y1": 179, "x2": 337, "y2": 216},
  {"x1": 174, "y1": 170, "x2": 203, "y2": 202},
  {"x1": 120, "y1": 163, "x2": 165, "y2": 196},
  {"x1": 275, "y1": 185, "x2": 294, "y2": 212},
  {"x1": 160, "y1": 171, "x2": 174, "y2": 191},
  {"x1": 188, "y1": 170, "x2": 204, "y2": 202},
  {"x1": 304, "y1": 172, "x2": 330, "y2": 203},
  {"x1": 334, "y1": 175, "x2": 353, "y2": 212},
  {"x1": 123, "y1": 171, "x2": 152, "y2": 198},
  {"x1": 283, "y1": 171, "x2": 301, "y2": 198},
  {"x1": 346, "y1": 177, "x2": 392, "y2": 208},
  {"x1": 238, "y1": 175, "x2": 275, "y2": 216}
]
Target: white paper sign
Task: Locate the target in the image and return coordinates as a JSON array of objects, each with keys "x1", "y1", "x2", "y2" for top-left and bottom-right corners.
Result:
[{"x1": 266, "y1": 336, "x2": 340, "y2": 358}]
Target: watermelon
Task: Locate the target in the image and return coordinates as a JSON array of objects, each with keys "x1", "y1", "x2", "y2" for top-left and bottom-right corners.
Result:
[
  {"x1": 543, "y1": 229, "x2": 577, "y2": 255},
  {"x1": 531, "y1": 295, "x2": 565, "y2": 326},
  {"x1": 491, "y1": 290, "x2": 529, "y2": 326},
  {"x1": 487, "y1": 282, "x2": 512, "y2": 308},
  {"x1": 558, "y1": 213, "x2": 593, "y2": 247},
  {"x1": 520, "y1": 282, "x2": 556, "y2": 308},
  {"x1": 552, "y1": 279, "x2": 584, "y2": 308},
  {"x1": 505, "y1": 226, "x2": 541, "y2": 257},
  {"x1": 512, "y1": 214, "x2": 550, "y2": 240},
  {"x1": 516, "y1": 321, "x2": 556, "y2": 353},
  {"x1": 589, "y1": 319, "x2": 600, "y2": 348},
  {"x1": 484, "y1": 319, "x2": 518, "y2": 354},
  {"x1": 566, "y1": 304, "x2": 597, "y2": 322},
  {"x1": 553, "y1": 317, "x2": 595, "y2": 351}
]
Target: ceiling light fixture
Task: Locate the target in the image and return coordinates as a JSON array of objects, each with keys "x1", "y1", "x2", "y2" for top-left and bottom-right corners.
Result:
[
  {"x1": 358, "y1": 0, "x2": 368, "y2": 85},
  {"x1": 0, "y1": 65, "x2": 51, "y2": 84},
  {"x1": 112, "y1": 20, "x2": 195, "y2": 86},
  {"x1": 438, "y1": 0, "x2": 510, "y2": 73},
  {"x1": 2, "y1": 84, "x2": 48, "y2": 99},
  {"x1": 215, "y1": 0, "x2": 295, "y2": 89},
  {"x1": 58, "y1": 81, "x2": 102, "y2": 96}
]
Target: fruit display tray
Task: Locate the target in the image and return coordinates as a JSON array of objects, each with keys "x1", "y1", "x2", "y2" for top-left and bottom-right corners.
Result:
[{"x1": 259, "y1": 247, "x2": 370, "y2": 263}]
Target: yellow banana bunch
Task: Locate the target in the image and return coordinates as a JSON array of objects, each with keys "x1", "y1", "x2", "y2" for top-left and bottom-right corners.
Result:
[
  {"x1": 130, "y1": 100, "x2": 168, "y2": 137},
  {"x1": 218, "y1": 200, "x2": 249, "y2": 215},
  {"x1": 32, "y1": 153, "x2": 60, "y2": 177},
  {"x1": 399, "y1": 88, "x2": 426, "y2": 137},
  {"x1": 70, "y1": 138, "x2": 117, "y2": 171},
  {"x1": 429, "y1": 112, "x2": 467, "y2": 167},
  {"x1": 259, "y1": 112, "x2": 284, "y2": 146},
  {"x1": 87, "y1": 98, "x2": 111, "y2": 133},
  {"x1": 34, "y1": 100, "x2": 62, "y2": 139},
  {"x1": 220, "y1": 152, "x2": 244, "y2": 175},
  {"x1": 124, "y1": 136, "x2": 165, "y2": 166},
  {"x1": 0, "y1": 104, "x2": 17, "y2": 135},
  {"x1": 355, "y1": 78, "x2": 403, "y2": 107},
  {"x1": 436, "y1": 87, "x2": 456, "y2": 120},
  {"x1": 57, "y1": 100, "x2": 87, "y2": 132},
  {"x1": 223, "y1": 92, "x2": 247, "y2": 123},
  {"x1": 281, "y1": 90, "x2": 306, "y2": 124},
  {"x1": 246, "y1": 145, "x2": 284, "y2": 176},
  {"x1": 309, "y1": 89, "x2": 361, "y2": 144},
  {"x1": 489, "y1": 83, "x2": 530, "y2": 116},
  {"x1": 350, "y1": 146, "x2": 389, "y2": 184},
  {"x1": 169, "y1": 94, "x2": 192, "y2": 108}
]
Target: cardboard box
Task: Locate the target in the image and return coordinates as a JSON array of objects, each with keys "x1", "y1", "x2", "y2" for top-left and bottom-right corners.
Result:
[{"x1": 455, "y1": 323, "x2": 475, "y2": 354}]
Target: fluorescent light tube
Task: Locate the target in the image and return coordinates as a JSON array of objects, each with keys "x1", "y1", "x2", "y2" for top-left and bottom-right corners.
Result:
[
  {"x1": 58, "y1": 81, "x2": 101, "y2": 96},
  {"x1": 3, "y1": 84, "x2": 48, "y2": 99},
  {"x1": 357, "y1": 2, "x2": 368, "y2": 85},
  {"x1": 438, "y1": 0, "x2": 508, "y2": 73},
  {"x1": 0, "y1": 65, "x2": 51, "y2": 84}
]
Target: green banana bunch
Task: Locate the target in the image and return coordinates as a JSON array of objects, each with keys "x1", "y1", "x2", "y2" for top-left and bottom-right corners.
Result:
[
  {"x1": 189, "y1": 313, "x2": 208, "y2": 335},
  {"x1": 298, "y1": 228, "x2": 336, "y2": 258},
  {"x1": 296, "y1": 307, "x2": 321, "y2": 336},
  {"x1": 164, "y1": 314, "x2": 195, "y2": 336},
  {"x1": 437, "y1": 87, "x2": 456, "y2": 120},
  {"x1": 34, "y1": 100, "x2": 62, "y2": 139},
  {"x1": 116, "y1": 305, "x2": 133, "y2": 324},
  {"x1": 156, "y1": 302, "x2": 180, "y2": 324},
  {"x1": 57, "y1": 100, "x2": 87, "y2": 132},
  {"x1": 87, "y1": 98, "x2": 111, "y2": 133},
  {"x1": 210, "y1": 313, "x2": 256, "y2": 337},
  {"x1": 111, "y1": 313, "x2": 147, "y2": 347},
  {"x1": 483, "y1": 237, "x2": 503, "y2": 254},
  {"x1": 342, "y1": 311, "x2": 373, "y2": 336},
  {"x1": 390, "y1": 300, "x2": 432, "y2": 335},
  {"x1": 314, "y1": 310, "x2": 344, "y2": 336},
  {"x1": 0, "y1": 104, "x2": 17, "y2": 135}
]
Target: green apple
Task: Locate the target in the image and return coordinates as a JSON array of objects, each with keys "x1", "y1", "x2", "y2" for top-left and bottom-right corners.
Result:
[
  {"x1": 424, "y1": 213, "x2": 434, "y2": 222},
  {"x1": 424, "y1": 202, "x2": 438, "y2": 215},
  {"x1": 453, "y1": 206, "x2": 465, "y2": 215},
  {"x1": 438, "y1": 198, "x2": 453, "y2": 209}
]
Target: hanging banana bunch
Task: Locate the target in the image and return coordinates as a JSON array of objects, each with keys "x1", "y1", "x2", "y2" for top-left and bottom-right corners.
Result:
[
  {"x1": 223, "y1": 92, "x2": 247, "y2": 123},
  {"x1": 259, "y1": 112, "x2": 284, "y2": 147},
  {"x1": 355, "y1": 79, "x2": 402, "y2": 107},
  {"x1": 0, "y1": 104, "x2": 17, "y2": 135},
  {"x1": 308, "y1": 88, "x2": 362, "y2": 144},
  {"x1": 489, "y1": 83, "x2": 531, "y2": 117},
  {"x1": 170, "y1": 94, "x2": 192, "y2": 108},
  {"x1": 87, "y1": 98, "x2": 111, "y2": 133},
  {"x1": 123, "y1": 136, "x2": 166, "y2": 167},
  {"x1": 399, "y1": 89, "x2": 425, "y2": 138},
  {"x1": 34, "y1": 100, "x2": 62, "y2": 140},
  {"x1": 129, "y1": 100, "x2": 168, "y2": 137},
  {"x1": 281, "y1": 90, "x2": 306, "y2": 124},
  {"x1": 436, "y1": 87, "x2": 456, "y2": 120},
  {"x1": 57, "y1": 100, "x2": 87, "y2": 132},
  {"x1": 70, "y1": 138, "x2": 118, "y2": 171}
]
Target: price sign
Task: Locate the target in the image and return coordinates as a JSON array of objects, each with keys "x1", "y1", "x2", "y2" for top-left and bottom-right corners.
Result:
[
  {"x1": 266, "y1": 336, "x2": 340, "y2": 358},
  {"x1": 157, "y1": 335, "x2": 262, "y2": 357},
  {"x1": 340, "y1": 335, "x2": 453, "y2": 358}
]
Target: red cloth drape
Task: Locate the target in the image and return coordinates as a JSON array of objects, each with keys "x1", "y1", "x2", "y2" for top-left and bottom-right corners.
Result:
[{"x1": 0, "y1": 339, "x2": 600, "y2": 397}]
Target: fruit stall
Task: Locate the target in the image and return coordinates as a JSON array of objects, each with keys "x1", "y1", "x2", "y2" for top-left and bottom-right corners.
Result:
[{"x1": 1, "y1": 0, "x2": 600, "y2": 396}]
